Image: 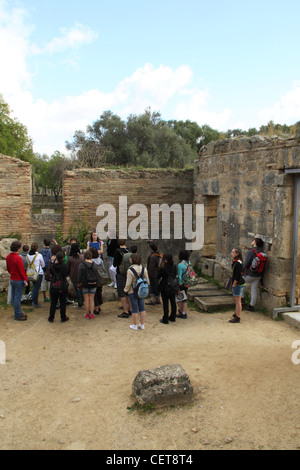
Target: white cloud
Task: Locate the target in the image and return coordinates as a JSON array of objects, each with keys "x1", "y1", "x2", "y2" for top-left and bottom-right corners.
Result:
[
  {"x1": 174, "y1": 89, "x2": 232, "y2": 129},
  {"x1": 0, "y1": 2, "x2": 32, "y2": 95},
  {"x1": 7, "y1": 66, "x2": 198, "y2": 154},
  {"x1": 44, "y1": 22, "x2": 98, "y2": 54},
  {"x1": 5, "y1": 61, "x2": 235, "y2": 155},
  {"x1": 258, "y1": 83, "x2": 300, "y2": 125},
  {"x1": 113, "y1": 63, "x2": 194, "y2": 117},
  {"x1": 0, "y1": 3, "x2": 232, "y2": 155}
]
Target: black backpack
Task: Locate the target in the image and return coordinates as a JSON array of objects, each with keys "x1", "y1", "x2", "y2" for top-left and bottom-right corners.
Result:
[
  {"x1": 84, "y1": 263, "x2": 98, "y2": 288},
  {"x1": 50, "y1": 267, "x2": 64, "y2": 294},
  {"x1": 160, "y1": 264, "x2": 178, "y2": 296},
  {"x1": 165, "y1": 273, "x2": 180, "y2": 296}
]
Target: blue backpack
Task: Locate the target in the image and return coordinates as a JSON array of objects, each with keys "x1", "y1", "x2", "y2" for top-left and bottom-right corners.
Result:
[
  {"x1": 130, "y1": 267, "x2": 149, "y2": 299},
  {"x1": 40, "y1": 247, "x2": 52, "y2": 270}
]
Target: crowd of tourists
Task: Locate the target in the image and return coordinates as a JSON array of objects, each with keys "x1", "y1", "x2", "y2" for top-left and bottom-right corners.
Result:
[
  {"x1": 5, "y1": 231, "x2": 266, "y2": 327},
  {"x1": 5, "y1": 232, "x2": 195, "y2": 329}
]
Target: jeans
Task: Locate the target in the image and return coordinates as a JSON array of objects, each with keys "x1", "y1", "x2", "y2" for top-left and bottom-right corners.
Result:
[
  {"x1": 129, "y1": 293, "x2": 145, "y2": 314},
  {"x1": 72, "y1": 281, "x2": 84, "y2": 307},
  {"x1": 232, "y1": 285, "x2": 245, "y2": 297},
  {"x1": 243, "y1": 275, "x2": 261, "y2": 306},
  {"x1": 10, "y1": 280, "x2": 24, "y2": 319},
  {"x1": 32, "y1": 274, "x2": 43, "y2": 306}
]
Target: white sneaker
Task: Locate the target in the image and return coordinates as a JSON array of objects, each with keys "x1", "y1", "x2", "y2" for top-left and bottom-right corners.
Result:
[
  {"x1": 139, "y1": 324, "x2": 145, "y2": 330},
  {"x1": 129, "y1": 324, "x2": 138, "y2": 330},
  {"x1": 108, "y1": 282, "x2": 115, "y2": 287}
]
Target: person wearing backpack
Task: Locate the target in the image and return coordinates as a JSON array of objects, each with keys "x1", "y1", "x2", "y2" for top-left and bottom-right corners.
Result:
[
  {"x1": 177, "y1": 250, "x2": 191, "y2": 319},
  {"x1": 113, "y1": 239, "x2": 132, "y2": 319},
  {"x1": 20, "y1": 244, "x2": 31, "y2": 295},
  {"x1": 90, "y1": 247, "x2": 103, "y2": 316},
  {"x1": 145, "y1": 242, "x2": 163, "y2": 305},
  {"x1": 40, "y1": 238, "x2": 52, "y2": 303},
  {"x1": 48, "y1": 251, "x2": 70, "y2": 323},
  {"x1": 124, "y1": 253, "x2": 150, "y2": 331},
  {"x1": 242, "y1": 237, "x2": 266, "y2": 312},
  {"x1": 78, "y1": 250, "x2": 98, "y2": 319},
  {"x1": 68, "y1": 243, "x2": 84, "y2": 309},
  {"x1": 27, "y1": 242, "x2": 45, "y2": 308},
  {"x1": 106, "y1": 230, "x2": 119, "y2": 287},
  {"x1": 157, "y1": 254, "x2": 178, "y2": 324}
]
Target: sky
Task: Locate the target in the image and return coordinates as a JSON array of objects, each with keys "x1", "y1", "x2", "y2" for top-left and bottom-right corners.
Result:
[{"x1": 0, "y1": 0, "x2": 300, "y2": 156}]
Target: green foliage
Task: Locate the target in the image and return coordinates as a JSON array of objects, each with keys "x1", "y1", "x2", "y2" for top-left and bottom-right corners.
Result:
[
  {"x1": 67, "y1": 211, "x2": 90, "y2": 249},
  {"x1": 2, "y1": 94, "x2": 298, "y2": 195},
  {"x1": 0, "y1": 292, "x2": 9, "y2": 309},
  {"x1": 0, "y1": 95, "x2": 34, "y2": 162},
  {"x1": 55, "y1": 223, "x2": 65, "y2": 246},
  {"x1": 32, "y1": 150, "x2": 74, "y2": 198},
  {"x1": 127, "y1": 401, "x2": 156, "y2": 414},
  {"x1": 0, "y1": 232, "x2": 22, "y2": 240},
  {"x1": 67, "y1": 108, "x2": 198, "y2": 169}
]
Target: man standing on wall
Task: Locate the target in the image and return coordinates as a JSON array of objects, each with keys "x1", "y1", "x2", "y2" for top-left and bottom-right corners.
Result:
[{"x1": 242, "y1": 237, "x2": 264, "y2": 311}]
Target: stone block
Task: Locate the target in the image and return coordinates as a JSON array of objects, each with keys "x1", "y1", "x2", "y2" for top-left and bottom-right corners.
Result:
[
  {"x1": 283, "y1": 312, "x2": 300, "y2": 329},
  {"x1": 213, "y1": 263, "x2": 229, "y2": 286},
  {"x1": 199, "y1": 258, "x2": 215, "y2": 277},
  {"x1": 194, "y1": 295, "x2": 235, "y2": 311},
  {"x1": 260, "y1": 290, "x2": 287, "y2": 313},
  {"x1": 0, "y1": 238, "x2": 18, "y2": 259},
  {"x1": 132, "y1": 364, "x2": 193, "y2": 407},
  {"x1": 0, "y1": 266, "x2": 10, "y2": 291}
]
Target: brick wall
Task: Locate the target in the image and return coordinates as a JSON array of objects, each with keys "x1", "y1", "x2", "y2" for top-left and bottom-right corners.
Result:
[
  {"x1": 63, "y1": 168, "x2": 194, "y2": 240},
  {"x1": 0, "y1": 154, "x2": 32, "y2": 240}
]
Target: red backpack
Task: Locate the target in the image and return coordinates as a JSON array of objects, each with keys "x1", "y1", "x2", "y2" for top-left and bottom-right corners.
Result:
[{"x1": 250, "y1": 249, "x2": 268, "y2": 274}]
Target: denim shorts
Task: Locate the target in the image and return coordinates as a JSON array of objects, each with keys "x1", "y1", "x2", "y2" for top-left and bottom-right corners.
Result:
[
  {"x1": 232, "y1": 285, "x2": 245, "y2": 297},
  {"x1": 129, "y1": 293, "x2": 145, "y2": 314},
  {"x1": 82, "y1": 287, "x2": 97, "y2": 295}
]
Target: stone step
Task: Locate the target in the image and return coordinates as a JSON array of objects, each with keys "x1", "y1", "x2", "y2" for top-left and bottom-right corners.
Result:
[
  {"x1": 194, "y1": 295, "x2": 236, "y2": 312},
  {"x1": 283, "y1": 312, "x2": 300, "y2": 329},
  {"x1": 191, "y1": 278, "x2": 209, "y2": 285},
  {"x1": 188, "y1": 283, "x2": 219, "y2": 292},
  {"x1": 188, "y1": 288, "x2": 230, "y2": 300}
]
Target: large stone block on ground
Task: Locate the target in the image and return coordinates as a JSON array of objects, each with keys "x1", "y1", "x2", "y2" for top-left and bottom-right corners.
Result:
[{"x1": 132, "y1": 364, "x2": 193, "y2": 407}]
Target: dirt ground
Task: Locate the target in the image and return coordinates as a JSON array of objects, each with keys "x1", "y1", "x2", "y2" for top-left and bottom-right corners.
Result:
[{"x1": 0, "y1": 293, "x2": 299, "y2": 451}]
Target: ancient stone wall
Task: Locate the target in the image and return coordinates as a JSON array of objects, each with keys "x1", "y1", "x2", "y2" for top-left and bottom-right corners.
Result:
[
  {"x1": 0, "y1": 154, "x2": 32, "y2": 241},
  {"x1": 1, "y1": 143, "x2": 299, "y2": 312},
  {"x1": 194, "y1": 136, "x2": 300, "y2": 310},
  {"x1": 63, "y1": 168, "x2": 194, "y2": 259}
]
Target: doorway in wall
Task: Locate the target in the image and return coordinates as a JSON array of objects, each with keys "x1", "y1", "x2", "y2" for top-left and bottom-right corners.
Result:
[{"x1": 202, "y1": 195, "x2": 219, "y2": 259}]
